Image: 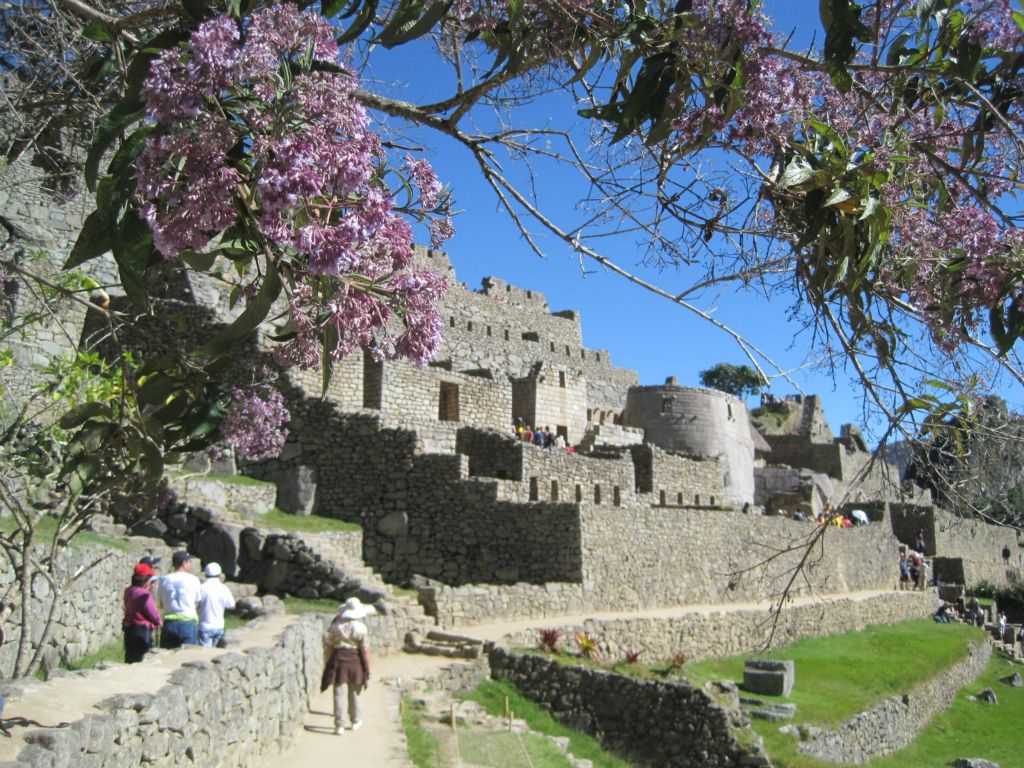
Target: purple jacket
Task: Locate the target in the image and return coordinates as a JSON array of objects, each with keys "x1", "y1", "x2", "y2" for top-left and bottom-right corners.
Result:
[{"x1": 123, "y1": 586, "x2": 162, "y2": 629}]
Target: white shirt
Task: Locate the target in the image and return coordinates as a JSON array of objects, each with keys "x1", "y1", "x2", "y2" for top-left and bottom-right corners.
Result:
[
  {"x1": 158, "y1": 570, "x2": 202, "y2": 619},
  {"x1": 198, "y1": 579, "x2": 236, "y2": 631}
]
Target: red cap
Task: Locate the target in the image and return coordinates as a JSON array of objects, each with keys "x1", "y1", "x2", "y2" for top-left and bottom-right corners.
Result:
[{"x1": 134, "y1": 563, "x2": 155, "y2": 579}]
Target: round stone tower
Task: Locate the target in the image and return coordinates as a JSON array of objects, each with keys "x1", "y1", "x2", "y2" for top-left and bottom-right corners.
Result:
[{"x1": 621, "y1": 380, "x2": 755, "y2": 506}]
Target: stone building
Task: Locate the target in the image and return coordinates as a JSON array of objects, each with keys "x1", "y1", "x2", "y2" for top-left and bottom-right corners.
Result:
[{"x1": 2, "y1": 157, "x2": 1019, "y2": 622}]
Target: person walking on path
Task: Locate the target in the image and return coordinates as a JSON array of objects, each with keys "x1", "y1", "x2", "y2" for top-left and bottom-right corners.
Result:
[
  {"x1": 320, "y1": 597, "x2": 375, "y2": 735},
  {"x1": 123, "y1": 563, "x2": 162, "y2": 663},
  {"x1": 198, "y1": 562, "x2": 236, "y2": 648},
  {"x1": 158, "y1": 551, "x2": 202, "y2": 648}
]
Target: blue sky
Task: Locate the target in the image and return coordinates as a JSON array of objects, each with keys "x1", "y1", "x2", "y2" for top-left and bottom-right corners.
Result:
[{"x1": 362, "y1": 5, "x2": 1020, "y2": 440}]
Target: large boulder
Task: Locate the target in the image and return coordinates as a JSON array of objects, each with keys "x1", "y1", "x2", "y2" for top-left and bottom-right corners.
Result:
[
  {"x1": 276, "y1": 464, "x2": 318, "y2": 516},
  {"x1": 193, "y1": 523, "x2": 244, "y2": 578}
]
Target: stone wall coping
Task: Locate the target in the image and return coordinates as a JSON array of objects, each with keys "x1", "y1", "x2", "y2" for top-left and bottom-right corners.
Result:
[{"x1": 0, "y1": 613, "x2": 298, "y2": 763}]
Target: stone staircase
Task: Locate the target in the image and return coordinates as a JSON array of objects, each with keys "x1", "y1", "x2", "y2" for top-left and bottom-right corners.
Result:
[{"x1": 163, "y1": 472, "x2": 434, "y2": 631}]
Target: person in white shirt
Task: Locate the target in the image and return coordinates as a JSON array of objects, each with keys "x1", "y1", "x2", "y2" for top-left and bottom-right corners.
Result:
[
  {"x1": 158, "y1": 550, "x2": 203, "y2": 648},
  {"x1": 198, "y1": 562, "x2": 236, "y2": 648}
]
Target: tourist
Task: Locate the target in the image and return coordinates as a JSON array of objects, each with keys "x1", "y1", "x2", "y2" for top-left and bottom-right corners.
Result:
[
  {"x1": 158, "y1": 551, "x2": 202, "y2": 648},
  {"x1": 998, "y1": 612, "x2": 1007, "y2": 638},
  {"x1": 533, "y1": 426, "x2": 543, "y2": 445},
  {"x1": 123, "y1": 563, "x2": 162, "y2": 663},
  {"x1": 554, "y1": 432, "x2": 566, "y2": 450},
  {"x1": 139, "y1": 554, "x2": 161, "y2": 572},
  {"x1": 523, "y1": 426, "x2": 533, "y2": 443},
  {"x1": 916, "y1": 528, "x2": 926, "y2": 553},
  {"x1": 321, "y1": 597, "x2": 375, "y2": 735},
  {"x1": 1002, "y1": 545, "x2": 1011, "y2": 565},
  {"x1": 898, "y1": 554, "x2": 910, "y2": 590},
  {"x1": 933, "y1": 603, "x2": 952, "y2": 623},
  {"x1": 198, "y1": 562, "x2": 236, "y2": 648}
]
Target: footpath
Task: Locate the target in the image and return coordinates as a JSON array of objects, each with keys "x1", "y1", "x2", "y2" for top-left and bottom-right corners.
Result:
[{"x1": 266, "y1": 588, "x2": 898, "y2": 768}]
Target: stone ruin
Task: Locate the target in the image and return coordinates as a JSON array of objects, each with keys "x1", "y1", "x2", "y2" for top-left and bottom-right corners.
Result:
[{"x1": 1, "y1": 156, "x2": 1020, "y2": 626}]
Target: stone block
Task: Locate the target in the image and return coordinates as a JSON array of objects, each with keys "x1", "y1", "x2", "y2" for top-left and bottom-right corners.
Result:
[
  {"x1": 276, "y1": 465, "x2": 318, "y2": 516},
  {"x1": 743, "y1": 659, "x2": 795, "y2": 697}
]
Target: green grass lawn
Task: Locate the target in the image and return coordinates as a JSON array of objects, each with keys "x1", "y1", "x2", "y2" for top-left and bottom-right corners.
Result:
[
  {"x1": 247, "y1": 508, "x2": 362, "y2": 533},
  {"x1": 0, "y1": 515, "x2": 133, "y2": 553},
  {"x1": 282, "y1": 596, "x2": 339, "y2": 614},
  {"x1": 465, "y1": 679, "x2": 638, "y2": 768},
  {"x1": 685, "y1": 619, "x2": 982, "y2": 727}
]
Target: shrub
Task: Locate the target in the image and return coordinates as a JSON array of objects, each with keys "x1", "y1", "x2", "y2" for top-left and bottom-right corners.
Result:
[
  {"x1": 536, "y1": 628, "x2": 562, "y2": 654},
  {"x1": 574, "y1": 631, "x2": 601, "y2": 661},
  {"x1": 624, "y1": 650, "x2": 641, "y2": 663}
]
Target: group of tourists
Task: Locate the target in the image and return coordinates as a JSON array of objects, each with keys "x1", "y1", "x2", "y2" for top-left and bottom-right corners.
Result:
[
  {"x1": 122, "y1": 550, "x2": 236, "y2": 663},
  {"x1": 898, "y1": 550, "x2": 930, "y2": 591},
  {"x1": 513, "y1": 418, "x2": 567, "y2": 449}
]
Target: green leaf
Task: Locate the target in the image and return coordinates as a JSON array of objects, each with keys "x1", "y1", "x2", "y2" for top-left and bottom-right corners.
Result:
[
  {"x1": 379, "y1": 1, "x2": 449, "y2": 48},
  {"x1": 201, "y1": 261, "x2": 282, "y2": 355},
  {"x1": 1014, "y1": 10, "x2": 1024, "y2": 32},
  {"x1": 821, "y1": 0, "x2": 870, "y2": 93},
  {"x1": 81, "y1": 20, "x2": 113, "y2": 42},
  {"x1": 65, "y1": 210, "x2": 112, "y2": 269},
  {"x1": 59, "y1": 402, "x2": 114, "y2": 430},
  {"x1": 180, "y1": 250, "x2": 218, "y2": 271},
  {"x1": 777, "y1": 158, "x2": 815, "y2": 189},
  {"x1": 137, "y1": 372, "x2": 178, "y2": 405},
  {"x1": 85, "y1": 96, "x2": 145, "y2": 192},
  {"x1": 107, "y1": 125, "x2": 153, "y2": 186},
  {"x1": 824, "y1": 188, "x2": 853, "y2": 208},
  {"x1": 110, "y1": 212, "x2": 158, "y2": 311},
  {"x1": 338, "y1": 0, "x2": 379, "y2": 43}
]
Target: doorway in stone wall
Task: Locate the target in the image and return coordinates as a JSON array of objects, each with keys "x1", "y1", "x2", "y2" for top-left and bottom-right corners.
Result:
[
  {"x1": 362, "y1": 349, "x2": 382, "y2": 409},
  {"x1": 556, "y1": 425, "x2": 568, "y2": 443},
  {"x1": 438, "y1": 382, "x2": 460, "y2": 421}
]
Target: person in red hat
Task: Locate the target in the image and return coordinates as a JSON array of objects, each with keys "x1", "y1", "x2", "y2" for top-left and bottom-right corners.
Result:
[{"x1": 123, "y1": 563, "x2": 162, "y2": 663}]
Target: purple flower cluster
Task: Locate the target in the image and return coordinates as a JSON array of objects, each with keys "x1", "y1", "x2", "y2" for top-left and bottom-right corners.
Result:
[
  {"x1": 886, "y1": 206, "x2": 1024, "y2": 343},
  {"x1": 135, "y1": 2, "x2": 451, "y2": 382},
  {"x1": 219, "y1": 386, "x2": 290, "y2": 462}
]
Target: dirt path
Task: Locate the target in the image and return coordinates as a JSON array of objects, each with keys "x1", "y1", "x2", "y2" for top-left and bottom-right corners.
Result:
[{"x1": 267, "y1": 588, "x2": 901, "y2": 767}]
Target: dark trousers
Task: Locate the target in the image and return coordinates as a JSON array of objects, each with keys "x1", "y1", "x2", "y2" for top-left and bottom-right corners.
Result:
[
  {"x1": 124, "y1": 624, "x2": 154, "y2": 663},
  {"x1": 160, "y1": 619, "x2": 197, "y2": 649}
]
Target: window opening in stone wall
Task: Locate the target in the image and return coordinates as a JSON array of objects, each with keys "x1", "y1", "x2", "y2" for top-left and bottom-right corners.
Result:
[
  {"x1": 659, "y1": 490, "x2": 666, "y2": 505},
  {"x1": 594, "y1": 485, "x2": 602, "y2": 503},
  {"x1": 487, "y1": 325, "x2": 492, "y2": 337},
  {"x1": 586, "y1": 409, "x2": 593, "y2": 422},
  {"x1": 438, "y1": 382, "x2": 460, "y2": 422},
  {"x1": 529, "y1": 476, "x2": 538, "y2": 501},
  {"x1": 504, "y1": 329, "x2": 510, "y2": 341},
  {"x1": 575, "y1": 484, "x2": 582, "y2": 502},
  {"x1": 613, "y1": 486, "x2": 621, "y2": 507},
  {"x1": 449, "y1": 316, "x2": 455, "y2": 328},
  {"x1": 710, "y1": 495, "x2": 716, "y2": 505},
  {"x1": 596, "y1": 353, "x2": 601, "y2": 362},
  {"x1": 522, "y1": 331, "x2": 539, "y2": 342},
  {"x1": 551, "y1": 480, "x2": 559, "y2": 501},
  {"x1": 362, "y1": 349, "x2": 383, "y2": 409},
  {"x1": 727, "y1": 403, "x2": 733, "y2": 419},
  {"x1": 580, "y1": 349, "x2": 586, "y2": 359},
  {"x1": 565, "y1": 345, "x2": 571, "y2": 355},
  {"x1": 550, "y1": 342, "x2": 555, "y2": 352},
  {"x1": 677, "y1": 492, "x2": 683, "y2": 505},
  {"x1": 599, "y1": 411, "x2": 606, "y2": 424},
  {"x1": 527, "y1": 290, "x2": 533, "y2": 298},
  {"x1": 695, "y1": 494, "x2": 700, "y2": 505},
  {"x1": 662, "y1": 396, "x2": 674, "y2": 413},
  {"x1": 559, "y1": 371, "x2": 566, "y2": 388},
  {"x1": 467, "y1": 321, "x2": 473, "y2": 331}
]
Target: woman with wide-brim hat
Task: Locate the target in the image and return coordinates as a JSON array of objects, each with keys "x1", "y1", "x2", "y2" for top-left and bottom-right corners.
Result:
[{"x1": 320, "y1": 597, "x2": 376, "y2": 735}]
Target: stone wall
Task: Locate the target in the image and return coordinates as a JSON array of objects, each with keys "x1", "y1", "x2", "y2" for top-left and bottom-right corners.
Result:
[
  {"x1": 578, "y1": 507, "x2": 900, "y2": 609},
  {"x1": 0, "y1": 544, "x2": 141, "y2": 678},
  {"x1": 639, "y1": 444, "x2": 724, "y2": 507},
  {"x1": 497, "y1": 592, "x2": 937, "y2": 663},
  {"x1": 797, "y1": 640, "x2": 991, "y2": 763},
  {"x1": 378, "y1": 359, "x2": 511, "y2": 430},
  {"x1": 1, "y1": 615, "x2": 324, "y2": 768},
  {"x1": 488, "y1": 648, "x2": 758, "y2": 768}
]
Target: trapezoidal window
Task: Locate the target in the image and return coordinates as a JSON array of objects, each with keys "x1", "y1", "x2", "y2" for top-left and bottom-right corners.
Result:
[
  {"x1": 662, "y1": 397, "x2": 674, "y2": 413},
  {"x1": 438, "y1": 382, "x2": 460, "y2": 422},
  {"x1": 559, "y1": 371, "x2": 566, "y2": 388},
  {"x1": 613, "y1": 486, "x2": 621, "y2": 507},
  {"x1": 594, "y1": 485, "x2": 602, "y2": 504},
  {"x1": 529, "y1": 477, "x2": 539, "y2": 501},
  {"x1": 550, "y1": 480, "x2": 559, "y2": 501},
  {"x1": 362, "y1": 349, "x2": 382, "y2": 409}
]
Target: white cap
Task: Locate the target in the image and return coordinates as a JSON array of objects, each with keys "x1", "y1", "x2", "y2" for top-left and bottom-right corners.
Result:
[{"x1": 204, "y1": 562, "x2": 222, "y2": 578}]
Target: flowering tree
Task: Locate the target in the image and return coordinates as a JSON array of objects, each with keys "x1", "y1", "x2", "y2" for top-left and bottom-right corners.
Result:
[{"x1": 1, "y1": 0, "x2": 1022, "y2": 515}]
